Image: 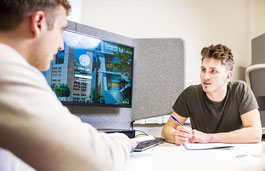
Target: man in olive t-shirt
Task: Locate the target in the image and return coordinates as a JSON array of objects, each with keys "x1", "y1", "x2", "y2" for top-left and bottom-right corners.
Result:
[{"x1": 161, "y1": 44, "x2": 262, "y2": 145}]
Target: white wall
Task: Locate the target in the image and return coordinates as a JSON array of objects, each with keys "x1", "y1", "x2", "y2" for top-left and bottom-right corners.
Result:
[
  {"x1": 67, "y1": 0, "x2": 82, "y2": 23},
  {"x1": 80, "y1": 0, "x2": 252, "y2": 86},
  {"x1": 255, "y1": 0, "x2": 265, "y2": 38}
]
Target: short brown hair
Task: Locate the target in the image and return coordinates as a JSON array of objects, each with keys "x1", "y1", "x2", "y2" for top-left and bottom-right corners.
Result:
[
  {"x1": 201, "y1": 44, "x2": 234, "y2": 71},
  {"x1": 0, "y1": 0, "x2": 71, "y2": 31}
]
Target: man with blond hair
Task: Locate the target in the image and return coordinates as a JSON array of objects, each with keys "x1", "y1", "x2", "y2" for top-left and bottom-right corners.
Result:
[{"x1": 162, "y1": 44, "x2": 262, "y2": 145}]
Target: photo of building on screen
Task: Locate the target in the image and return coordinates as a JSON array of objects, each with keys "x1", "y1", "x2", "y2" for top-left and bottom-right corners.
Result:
[{"x1": 42, "y1": 30, "x2": 133, "y2": 106}]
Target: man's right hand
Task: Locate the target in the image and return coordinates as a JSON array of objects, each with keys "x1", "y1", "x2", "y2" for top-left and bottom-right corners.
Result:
[
  {"x1": 109, "y1": 133, "x2": 137, "y2": 152},
  {"x1": 174, "y1": 126, "x2": 193, "y2": 145}
]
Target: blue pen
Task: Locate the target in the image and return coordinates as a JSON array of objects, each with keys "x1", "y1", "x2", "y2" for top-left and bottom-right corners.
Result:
[
  {"x1": 171, "y1": 115, "x2": 193, "y2": 143},
  {"x1": 171, "y1": 115, "x2": 183, "y2": 126}
]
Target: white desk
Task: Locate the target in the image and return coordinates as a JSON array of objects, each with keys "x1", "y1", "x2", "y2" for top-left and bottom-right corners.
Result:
[{"x1": 126, "y1": 142, "x2": 265, "y2": 171}]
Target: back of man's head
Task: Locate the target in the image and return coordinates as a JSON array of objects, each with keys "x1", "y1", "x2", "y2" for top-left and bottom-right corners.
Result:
[
  {"x1": 201, "y1": 44, "x2": 234, "y2": 71},
  {"x1": 0, "y1": 0, "x2": 71, "y2": 31}
]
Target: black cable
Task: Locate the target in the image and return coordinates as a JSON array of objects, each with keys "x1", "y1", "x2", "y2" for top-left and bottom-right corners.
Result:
[
  {"x1": 135, "y1": 130, "x2": 148, "y2": 136},
  {"x1": 130, "y1": 121, "x2": 134, "y2": 130},
  {"x1": 135, "y1": 133, "x2": 149, "y2": 137}
]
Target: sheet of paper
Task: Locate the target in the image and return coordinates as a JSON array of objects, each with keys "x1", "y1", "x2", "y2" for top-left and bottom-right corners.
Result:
[{"x1": 183, "y1": 143, "x2": 234, "y2": 150}]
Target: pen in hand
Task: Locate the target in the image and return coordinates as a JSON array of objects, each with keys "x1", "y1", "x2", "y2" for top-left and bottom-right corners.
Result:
[
  {"x1": 171, "y1": 115, "x2": 193, "y2": 144},
  {"x1": 171, "y1": 115, "x2": 183, "y2": 126}
]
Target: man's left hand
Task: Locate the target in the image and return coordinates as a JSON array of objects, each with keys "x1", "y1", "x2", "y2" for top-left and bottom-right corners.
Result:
[{"x1": 189, "y1": 129, "x2": 211, "y2": 143}]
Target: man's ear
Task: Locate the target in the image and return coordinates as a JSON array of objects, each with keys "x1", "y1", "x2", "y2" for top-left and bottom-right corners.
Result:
[
  {"x1": 30, "y1": 11, "x2": 46, "y2": 37},
  {"x1": 226, "y1": 71, "x2": 232, "y2": 80}
]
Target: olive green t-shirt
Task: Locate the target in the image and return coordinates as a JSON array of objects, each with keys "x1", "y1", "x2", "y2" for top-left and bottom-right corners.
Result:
[{"x1": 172, "y1": 81, "x2": 259, "y2": 133}]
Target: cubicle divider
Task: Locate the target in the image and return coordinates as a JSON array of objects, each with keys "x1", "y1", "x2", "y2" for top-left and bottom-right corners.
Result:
[
  {"x1": 252, "y1": 33, "x2": 265, "y2": 65},
  {"x1": 132, "y1": 38, "x2": 185, "y2": 120},
  {"x1": 251, "y1": 33, "x2": 265, "y2": 127},
  {"x1": 65, "y1": 21, "x2": 185, "y2": 129}
]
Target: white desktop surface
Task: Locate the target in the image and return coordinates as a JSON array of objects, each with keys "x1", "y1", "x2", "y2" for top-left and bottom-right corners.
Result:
[{"x1": 126, "y1": 142, "x2": 265, "y2": 171}]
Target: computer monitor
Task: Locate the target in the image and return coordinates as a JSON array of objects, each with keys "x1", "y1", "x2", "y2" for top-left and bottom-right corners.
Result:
[{"x1": 43, "y1": 30, "x2": 134, "y2": 108}]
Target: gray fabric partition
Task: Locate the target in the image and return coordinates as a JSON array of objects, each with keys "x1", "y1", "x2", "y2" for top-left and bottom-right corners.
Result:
[
  {"x1": 249, "y1": 69, "x2": 265, "y2": 126},
  {"x1": 65, "y1": 21, "x2": 185, "y2": 128},
  {"x1": 252, "y1": 33, "x2": 265, "y2": 65},
  {"x1": 132, "y1": 39, "x2": 185, "y2": 120},
  {"x1": 251, "y1": 33, "x2": 265, "y2": 127},
  {"x1": 249, "y1": 69, "x2": 265, "y2": 97}
]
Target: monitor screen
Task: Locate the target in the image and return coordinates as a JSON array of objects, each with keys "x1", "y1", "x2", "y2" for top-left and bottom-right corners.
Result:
[{"x1": 43, "y1": 30, "x2": 134, "y2": 107}]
